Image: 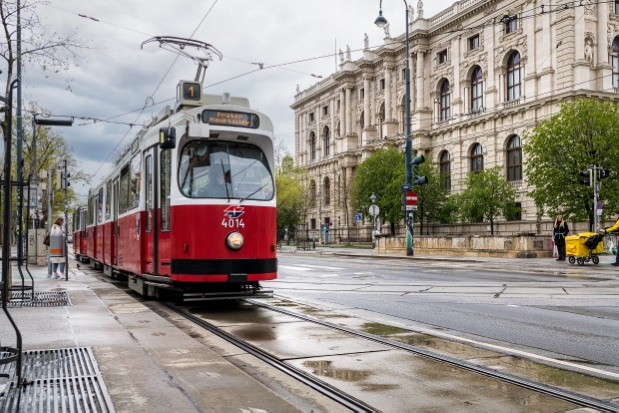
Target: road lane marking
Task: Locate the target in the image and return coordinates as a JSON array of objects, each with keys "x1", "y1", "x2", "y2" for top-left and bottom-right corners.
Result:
[
  {"x1": 279, "y1": 265, "x2": 313, "y2": 271},
  {"x1": 294, "y1": 264, "x2": 344, "y2": 270}
]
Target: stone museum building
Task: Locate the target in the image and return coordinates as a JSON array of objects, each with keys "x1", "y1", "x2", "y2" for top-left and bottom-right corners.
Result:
[{"x1": 291, "y1": 0, "x2": 618, "y2": 239}]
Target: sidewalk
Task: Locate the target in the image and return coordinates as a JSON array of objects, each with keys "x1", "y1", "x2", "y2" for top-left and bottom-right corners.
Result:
[
  {"x1": 1, "y1": 257, "x2": 340, "y2": 412},
  {"x1": 278, "y1": 245, "x2": 619, "y2": 277}
]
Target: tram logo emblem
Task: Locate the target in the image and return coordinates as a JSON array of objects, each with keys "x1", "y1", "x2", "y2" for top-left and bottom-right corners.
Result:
[{"x1": 224, "y1": 206, "x2": 245, "y2": 219}]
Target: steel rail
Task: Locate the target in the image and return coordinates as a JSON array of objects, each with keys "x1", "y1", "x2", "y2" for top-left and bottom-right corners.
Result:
[
  {"x1": 160, "y1": 301, "x2": 378, "y2": 413},
  {"x1": 249, "y1": 300, "x2": 619, "y2": 413}
]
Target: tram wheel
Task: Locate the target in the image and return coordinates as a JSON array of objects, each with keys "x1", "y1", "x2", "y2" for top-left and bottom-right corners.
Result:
[
  {"x1": 568, "y1": 256, "x2": 575, "y2": 264},
  {"x1": 577, "y1": 257, "x2": 585, "y2": 266},
  {"x1": 592, "y1": 255, "x2": 600, "y2": 265}
]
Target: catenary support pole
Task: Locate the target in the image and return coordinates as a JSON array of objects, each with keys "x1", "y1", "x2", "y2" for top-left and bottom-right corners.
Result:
[
  {"x1": 64, "y1": 159, "x2": 68, "y2": 281},
  {"x1": 16, "y1": 0, "x2": 23, "y2": 261}
]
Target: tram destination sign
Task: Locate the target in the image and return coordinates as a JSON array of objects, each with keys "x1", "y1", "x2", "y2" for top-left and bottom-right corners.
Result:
[{"x1": 202, "y1": 110, "x2": 260, "y2": 129}]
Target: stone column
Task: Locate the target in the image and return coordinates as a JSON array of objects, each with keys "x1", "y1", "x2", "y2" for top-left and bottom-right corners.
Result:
[
  {"x1": 340, "y1": 89, "x2": 346, "y2": 136},
  {"x1": 598, "y1": 0, "x2": 613, "y2": 90},
  {"x1": 416, "y1": 51, "x2": 425, "y2": 110},
  {"x1": 384, "y1": 66, "x2": 392, "y2": 121},
  {"x1": 363, "y1": 76, "x2": 370, "y2": 127},
  {"x1": 345, "y1": 87, "x2": 352, "y2": 135},
  {"x1": 498, "y1": 72, "x2": 504, "y2": 105},
  {"x1": 409, "y1": 53, "x2": 415, "y2": 112}
]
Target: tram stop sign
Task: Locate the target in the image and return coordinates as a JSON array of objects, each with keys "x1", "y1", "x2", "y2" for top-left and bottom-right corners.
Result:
[{"x1": 405, "y1": 191, "x2": 418, "y2": 205}]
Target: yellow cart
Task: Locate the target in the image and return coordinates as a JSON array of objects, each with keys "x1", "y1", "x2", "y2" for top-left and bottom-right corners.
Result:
[{"x1": 565, "y1": 232, "x2": 604, "y2": 265}]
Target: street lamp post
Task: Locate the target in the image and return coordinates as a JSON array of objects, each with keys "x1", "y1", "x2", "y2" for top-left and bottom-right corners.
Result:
[{"x1": 375, "y1": 0, "x2": 414, "y2": 256}]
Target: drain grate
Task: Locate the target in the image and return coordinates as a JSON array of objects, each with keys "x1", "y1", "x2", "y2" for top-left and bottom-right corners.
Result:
[
  {"x1": 0, "y1": 348, "x2": 115, "y2": 412},
  {"x1": 7, "y1": 291, "x2": 72, "y2": 308}
]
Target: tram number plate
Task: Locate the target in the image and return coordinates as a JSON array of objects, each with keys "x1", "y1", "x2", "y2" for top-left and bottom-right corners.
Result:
[{"x1": 222, "y1": 218, "x2": 245, "y2": 228}]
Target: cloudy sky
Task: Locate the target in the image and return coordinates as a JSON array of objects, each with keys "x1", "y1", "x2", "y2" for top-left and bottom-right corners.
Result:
[{"x1": 8, "y1": 0, "x2": 452, "y2": 201}]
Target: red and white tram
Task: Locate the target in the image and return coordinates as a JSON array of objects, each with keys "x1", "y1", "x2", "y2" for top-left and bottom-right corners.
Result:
[{"x1": 73, "y1": 79, "x2": 277, "y2": 300}]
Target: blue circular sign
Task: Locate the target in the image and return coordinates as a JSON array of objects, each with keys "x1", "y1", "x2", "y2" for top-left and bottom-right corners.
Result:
[{"x1": 355, "y1": 214, "x2": 361, "y2": 221}]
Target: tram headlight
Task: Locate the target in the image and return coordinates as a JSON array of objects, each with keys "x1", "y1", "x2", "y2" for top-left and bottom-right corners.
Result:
[{"x1": 226, "y1": 232, "x2": 244, "y2": 250}]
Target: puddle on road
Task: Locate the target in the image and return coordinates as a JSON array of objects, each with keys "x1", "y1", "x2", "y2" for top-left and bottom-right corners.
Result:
[
  {"x1": 472, "y1": 356, "x2": 619, "y2": 400},
  {"x1": 232, "y1": 325, "x2": 277, "y2": 341},
  {"x1": 303, "y1": 360, "x2": 400, "y2": 392}
]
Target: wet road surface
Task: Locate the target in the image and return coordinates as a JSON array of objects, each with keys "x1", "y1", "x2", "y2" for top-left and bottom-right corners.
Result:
[{"x1": 266, "y1": 255, "x2": 619, "y2": 376}]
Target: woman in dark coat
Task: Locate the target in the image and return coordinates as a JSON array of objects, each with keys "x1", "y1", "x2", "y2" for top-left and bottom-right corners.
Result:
[{"x1": 553, "y1": 215, "x2": 569, "y2": 261}]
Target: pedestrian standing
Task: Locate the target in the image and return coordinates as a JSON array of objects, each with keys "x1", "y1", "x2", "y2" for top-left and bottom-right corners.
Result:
[
  {"x1": 49, "y1": 216, "x2": 65, "y2": 279},
  {"x1": 601, "y1": 210, "x2": 619, "y2": 266},
  {"x1": 553, "y1": 215, "x2": 569, "y2": 261}
]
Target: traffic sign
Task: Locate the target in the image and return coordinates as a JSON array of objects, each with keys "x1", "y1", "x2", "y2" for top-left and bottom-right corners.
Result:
[
  {"x1": 400, "y1": 184, "x2": 411, "y2": 191},
  {"x1": 597, "y1": 209, "x2": 603, "y2": 216},
  {"x1": 405, "y1": 191, "x2": 418, "y2": 206},
  {"x1": 406, "y1": 205, "x2": 418, "y2": 211},
  {"x1": 597, "y1": 201, "x2": 603, "y2": 210},
  {"x1": 369, "y1": 205, "x2": 380, "y2": 216},
  {"x1": 355, "y1": 214, "x2": 361, "y2": 221}
]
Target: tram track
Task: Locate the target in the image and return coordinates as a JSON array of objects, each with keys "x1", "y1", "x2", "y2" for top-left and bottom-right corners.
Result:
[
  {"x1": 77, "y1": 261, "x2": 619, "y2": 411},
  {"x1": 246, "y1": 299, "x2": 619, "y2": 412},
  {"x1": 160, "y1": 301, "x2": 378, "y2": 413}
]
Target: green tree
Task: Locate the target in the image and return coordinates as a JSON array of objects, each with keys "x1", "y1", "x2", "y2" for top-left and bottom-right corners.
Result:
[
  {"x1": 524, "y1": 99, "x2": 619, "y2": 228},
  {"x1": 275, "y1": 155, "x2": 305, "y2": 239},
  {"x1": 413, "y1": 156, "x2": 448, "y2": 233},
  {"x1": 350, "y1": 146, "x2": 404, "y2": 234},
  {"x1": 458, "y1": 166, "x2": 518, "y2": 234}
]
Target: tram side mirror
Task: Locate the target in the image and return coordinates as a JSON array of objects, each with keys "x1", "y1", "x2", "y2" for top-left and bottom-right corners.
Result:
[{"x1": 159, "y1": 127, "x2": 176, "y2": 149}]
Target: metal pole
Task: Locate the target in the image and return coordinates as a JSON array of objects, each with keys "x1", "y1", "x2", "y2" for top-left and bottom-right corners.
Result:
[
  {"x1": 64, "y1": 159, "x2": 68, "y2": 281},
  {"x1": 403, "y1": 1, "x2": 414, "y2": 256},
  {"x1": 3, "y1": 79, "x2": 23, "y2": 384},
  {"x1": 16, "y1": 0, "x2": 23, "y2": 260},
  {"x1": 593, "y1": 165, "x2": 598, "y2": 231},
  {"x1": 32, "y1": 116, "x2": 37, "y2": 180},
  {"x1": 47, "y1": 165, "x2": 52, "y2": 276}
]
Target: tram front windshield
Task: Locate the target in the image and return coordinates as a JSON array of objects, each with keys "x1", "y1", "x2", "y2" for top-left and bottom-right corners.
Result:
[{"x1": 179, "y1": 141, "x2": 274, "y2": 201}]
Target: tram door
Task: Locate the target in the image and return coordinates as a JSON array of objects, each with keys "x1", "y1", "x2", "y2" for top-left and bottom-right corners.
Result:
[
  {"x1": 143, "y1": 148, "x2": 155, "y2": 274},
  {"x1": 143, "y1": 146, "x2": 172, "y2": 276},
  {"x1": 112, "y1": 178, "x2": 119, "y2": 265}
]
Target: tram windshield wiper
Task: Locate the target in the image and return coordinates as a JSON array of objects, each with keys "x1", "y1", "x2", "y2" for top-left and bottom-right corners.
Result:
[
  {"x1": 239, "y1": 183, "x2": 268, "y2": 203},
  {"x1": 220, "y1": 160, "x2": 230, "y2": 202}
]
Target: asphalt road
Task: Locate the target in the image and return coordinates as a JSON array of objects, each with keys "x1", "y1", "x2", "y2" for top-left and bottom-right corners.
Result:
[{"x1": 264, "y1": 255, "x2": 619, "y2": 376}]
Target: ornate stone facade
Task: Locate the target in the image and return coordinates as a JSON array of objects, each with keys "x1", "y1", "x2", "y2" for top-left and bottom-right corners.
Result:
[{"x1": 291, "y1": 0, "x2": 618, "y2": 237}]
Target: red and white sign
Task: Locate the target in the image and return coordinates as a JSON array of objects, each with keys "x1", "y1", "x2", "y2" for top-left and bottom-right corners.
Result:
[{"x1": 405, "y1": 191, "x2": 418, "y2": 205}]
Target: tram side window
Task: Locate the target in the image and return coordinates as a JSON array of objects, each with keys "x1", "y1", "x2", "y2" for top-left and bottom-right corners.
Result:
[
  {"x1": 106, "y1": 180, "x2": 112, "y2": 220},
  {"x1": 145, "y1": 155, "x2": 153, "y2": 232},
  {"x1": 161, "y1": 150, "x2": 171, "y2": 231},
  {"x1": 130, "y1": 154, "x2": 142, "y2": 209},
  {"x1": 97, "y1": 188, "x2": 104, "y2": 223},
  {"x1": 87, "y1": 197, "x2": 92, "y2": 225},
  {"x1": 94, "y1": 195, "x2": 99, "y2": 224},
  {"x1": 119, "y1": 165, "x2": 130, "y2": 214}
]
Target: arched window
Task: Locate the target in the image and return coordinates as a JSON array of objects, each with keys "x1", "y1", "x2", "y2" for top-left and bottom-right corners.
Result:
[
  {"x1": 507, "y1": 136, "x2": 522, "y2": 181},
  {"x1": 309, "y1": 180, "x2": 316, "y2": 207},
  {"x1": 310, "y1": 133, "x2": 317, "y2": 159},
  {"x1": 440, "y1": 80, "x2": 450, "y2": 121},
  {"x1": 440, "y1": 151, "x2": 451, "y2": 190},
  {"x1": 613, "y1": 38, "x2": 619, "y2": 89},
  {"x1": 471, "y1": 144, "x2": 483, "y2": 172},
  {"x1": 507, "y1": 52, "x2": 522, "y2": 101},
  {"x1": 324, "y1": 127, "x2": 330, "y2": 157},
  {"x1": 471, "y1": 67, "x2": 483, "y2": 113},
  {"x1": 323, "y1": 177, "x2": 331, "y2": 206}
]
